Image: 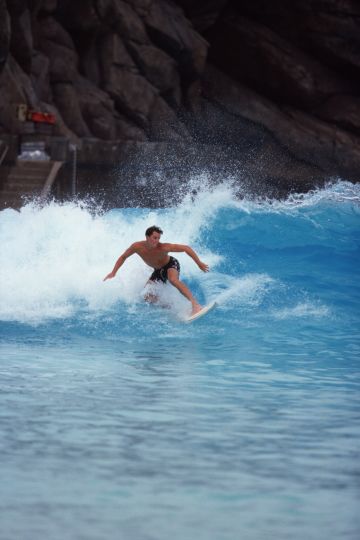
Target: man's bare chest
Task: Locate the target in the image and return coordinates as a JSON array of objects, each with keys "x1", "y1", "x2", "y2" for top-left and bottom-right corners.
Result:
[{"x1": 137, "y1": 247, "x2": 169, "y2": 268}]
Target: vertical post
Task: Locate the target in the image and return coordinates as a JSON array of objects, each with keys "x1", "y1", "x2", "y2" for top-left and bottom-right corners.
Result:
[{"x1": 70, "y1": 143, "x2": 77, "y2": 197}]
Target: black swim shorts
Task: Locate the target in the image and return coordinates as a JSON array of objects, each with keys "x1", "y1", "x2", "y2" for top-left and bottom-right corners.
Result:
[{"x1": 149, "y1": 256, "x2": 180, "y2": 283}]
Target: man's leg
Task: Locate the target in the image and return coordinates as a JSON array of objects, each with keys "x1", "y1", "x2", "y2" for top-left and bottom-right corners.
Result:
[
  {"x1": 167, "y1": 268, "x2": 202, "y2": 315},
  {"x1": 144, "y1": 279, "x2": 159, "y2": 304}
]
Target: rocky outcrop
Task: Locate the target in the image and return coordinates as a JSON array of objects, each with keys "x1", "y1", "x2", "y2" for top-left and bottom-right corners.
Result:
[
  {"x1": 0, "y1": 0, "x2": 204, "y2": 142},
  {"x1": 0, "y1": 0, "x2": 10, "y2": 73},
  {"x1": 0, "y1": 0, "x2": 359, "y2": 191},
  {"x1": 314, "y1": 96, "x2": 360, "y2": 136},
  {"x1": 202, "y1": 65, "x2": 360, "y2": 181},
  {"x1": 176, "y1": 0, "x2": 228, "y2": 32},
  {"x1": 59, "y1": 0, "x2": 205, "y2": 139},
  {"x1": 204, "y1": 0, "x2": 360, "y2": 180},
  {"x1": 208, "y1": 12, "x2": 352, "y2": 109},
  {"x1": 0, "y1": 55, "x2": 40, "y2": 133},
  {"x1": 237, "y1": 0, "x2": 360, "y2": 75}
]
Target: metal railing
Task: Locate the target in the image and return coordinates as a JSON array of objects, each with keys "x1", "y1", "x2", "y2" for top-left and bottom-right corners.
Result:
[
  {"x1": 69, "y1": 143, "x2": 77, "y2": 197},
  {"x1": 0, "y1": 142, "x2": 9, "y2": 166},
  {"x1": 40, "y1": 161, "x2": 64, "y2": 200}
]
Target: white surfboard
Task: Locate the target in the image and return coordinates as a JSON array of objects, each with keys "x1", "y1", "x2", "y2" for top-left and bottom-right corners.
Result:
[{"x1": 184, "y1": 301, "x2": 217, "y2": 323}]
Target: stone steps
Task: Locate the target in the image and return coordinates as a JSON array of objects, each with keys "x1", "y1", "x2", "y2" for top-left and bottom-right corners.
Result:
[{"x1": 0, "y1": 160, "x2": 63, "y2": 210}]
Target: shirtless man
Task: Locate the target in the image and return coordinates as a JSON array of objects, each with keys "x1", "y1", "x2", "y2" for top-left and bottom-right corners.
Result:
[{"x1": 103, "y1": 225, "x2": 209, "y2": 315}]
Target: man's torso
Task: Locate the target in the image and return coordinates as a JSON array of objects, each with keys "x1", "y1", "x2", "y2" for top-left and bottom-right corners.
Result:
[{"x1": 135, "y1": 242, "x2": 170, "y2": 269}]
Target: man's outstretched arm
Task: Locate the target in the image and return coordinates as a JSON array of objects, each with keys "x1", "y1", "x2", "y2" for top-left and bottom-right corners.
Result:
[
  {"x1": 163, "y1": 243, "x2": 209, "y2": 272},
  {"x1": 103, "y1": 244, "x2": 137, "y2": 281}
]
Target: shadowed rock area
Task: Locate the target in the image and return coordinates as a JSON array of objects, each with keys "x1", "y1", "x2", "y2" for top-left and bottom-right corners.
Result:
[{"x1": 0, "y1": 0, "x2": 359, "y2": 203}]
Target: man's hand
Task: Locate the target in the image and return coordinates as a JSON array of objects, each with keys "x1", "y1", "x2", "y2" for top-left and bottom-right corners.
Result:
[
  {"x1": 198, "y1": 261, "x2": 209, "y2": 273},
  {"x1": 103, "y1": 272, "x2": 116, "y2": 282}
]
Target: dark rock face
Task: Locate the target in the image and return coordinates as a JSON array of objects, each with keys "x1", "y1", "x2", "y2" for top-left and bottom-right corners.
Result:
[
  {"x1": 204, "y1": 0, "x2": 360, "y2": 181},
  {"x1": 209, "y1": 12, "x2": 351, "y2": 108},
  {"x1": 236, "y1": 0, "x2": 360, "y2": 76},
  {"x1": 0, "y1": 0, "x2": 202, "y2": 144},
  {"x1": 0, "y1": 0, "x2": 359, "y2": 193},
  {"x1": 0, "y1": 0, "x2": 10, "y2": 73},
  {"x1": 202, "y1": 64, "x2": 360, "y2": 179},
  {"x1": 38, "y1": 16, "x2": 79, "y2": 83},
  {"x1": 8, "y1": 6, "x2": 33, "y2": 75}
]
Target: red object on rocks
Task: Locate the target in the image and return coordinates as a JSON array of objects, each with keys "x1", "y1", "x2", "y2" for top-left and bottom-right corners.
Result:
[{"x1": 27, "y1": 110, "x2": 56, "y2": 124}]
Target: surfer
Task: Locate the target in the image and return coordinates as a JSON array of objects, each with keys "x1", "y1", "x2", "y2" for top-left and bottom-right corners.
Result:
[{"x1": 103, "y1": 225, "x2": 209, "y2": 315}]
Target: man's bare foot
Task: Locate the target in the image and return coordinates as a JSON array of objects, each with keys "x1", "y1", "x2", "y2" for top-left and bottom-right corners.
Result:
[{"x1": 191, "y1": 304, "x2": 203, "y2": 316}]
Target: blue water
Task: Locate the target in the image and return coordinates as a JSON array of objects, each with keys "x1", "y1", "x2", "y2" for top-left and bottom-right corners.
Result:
[{"x1": 1, "y1": 179, "x2": 359, "y2": 540}]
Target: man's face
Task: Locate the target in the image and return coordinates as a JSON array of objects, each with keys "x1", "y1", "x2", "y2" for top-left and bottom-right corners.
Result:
[{"x1": 146, "y1": 232, "x2": 161, "y2": 248}]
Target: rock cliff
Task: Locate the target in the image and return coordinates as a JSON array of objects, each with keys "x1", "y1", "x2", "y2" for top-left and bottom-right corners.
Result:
[{"x1": 0, "y1": 0, "x2": 359, "y2": 191}]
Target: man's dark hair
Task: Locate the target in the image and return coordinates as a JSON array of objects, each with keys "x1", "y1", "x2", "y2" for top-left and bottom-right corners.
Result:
[{"x1": 145, "y1": 225, "x2": 163, "y2": 237}]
